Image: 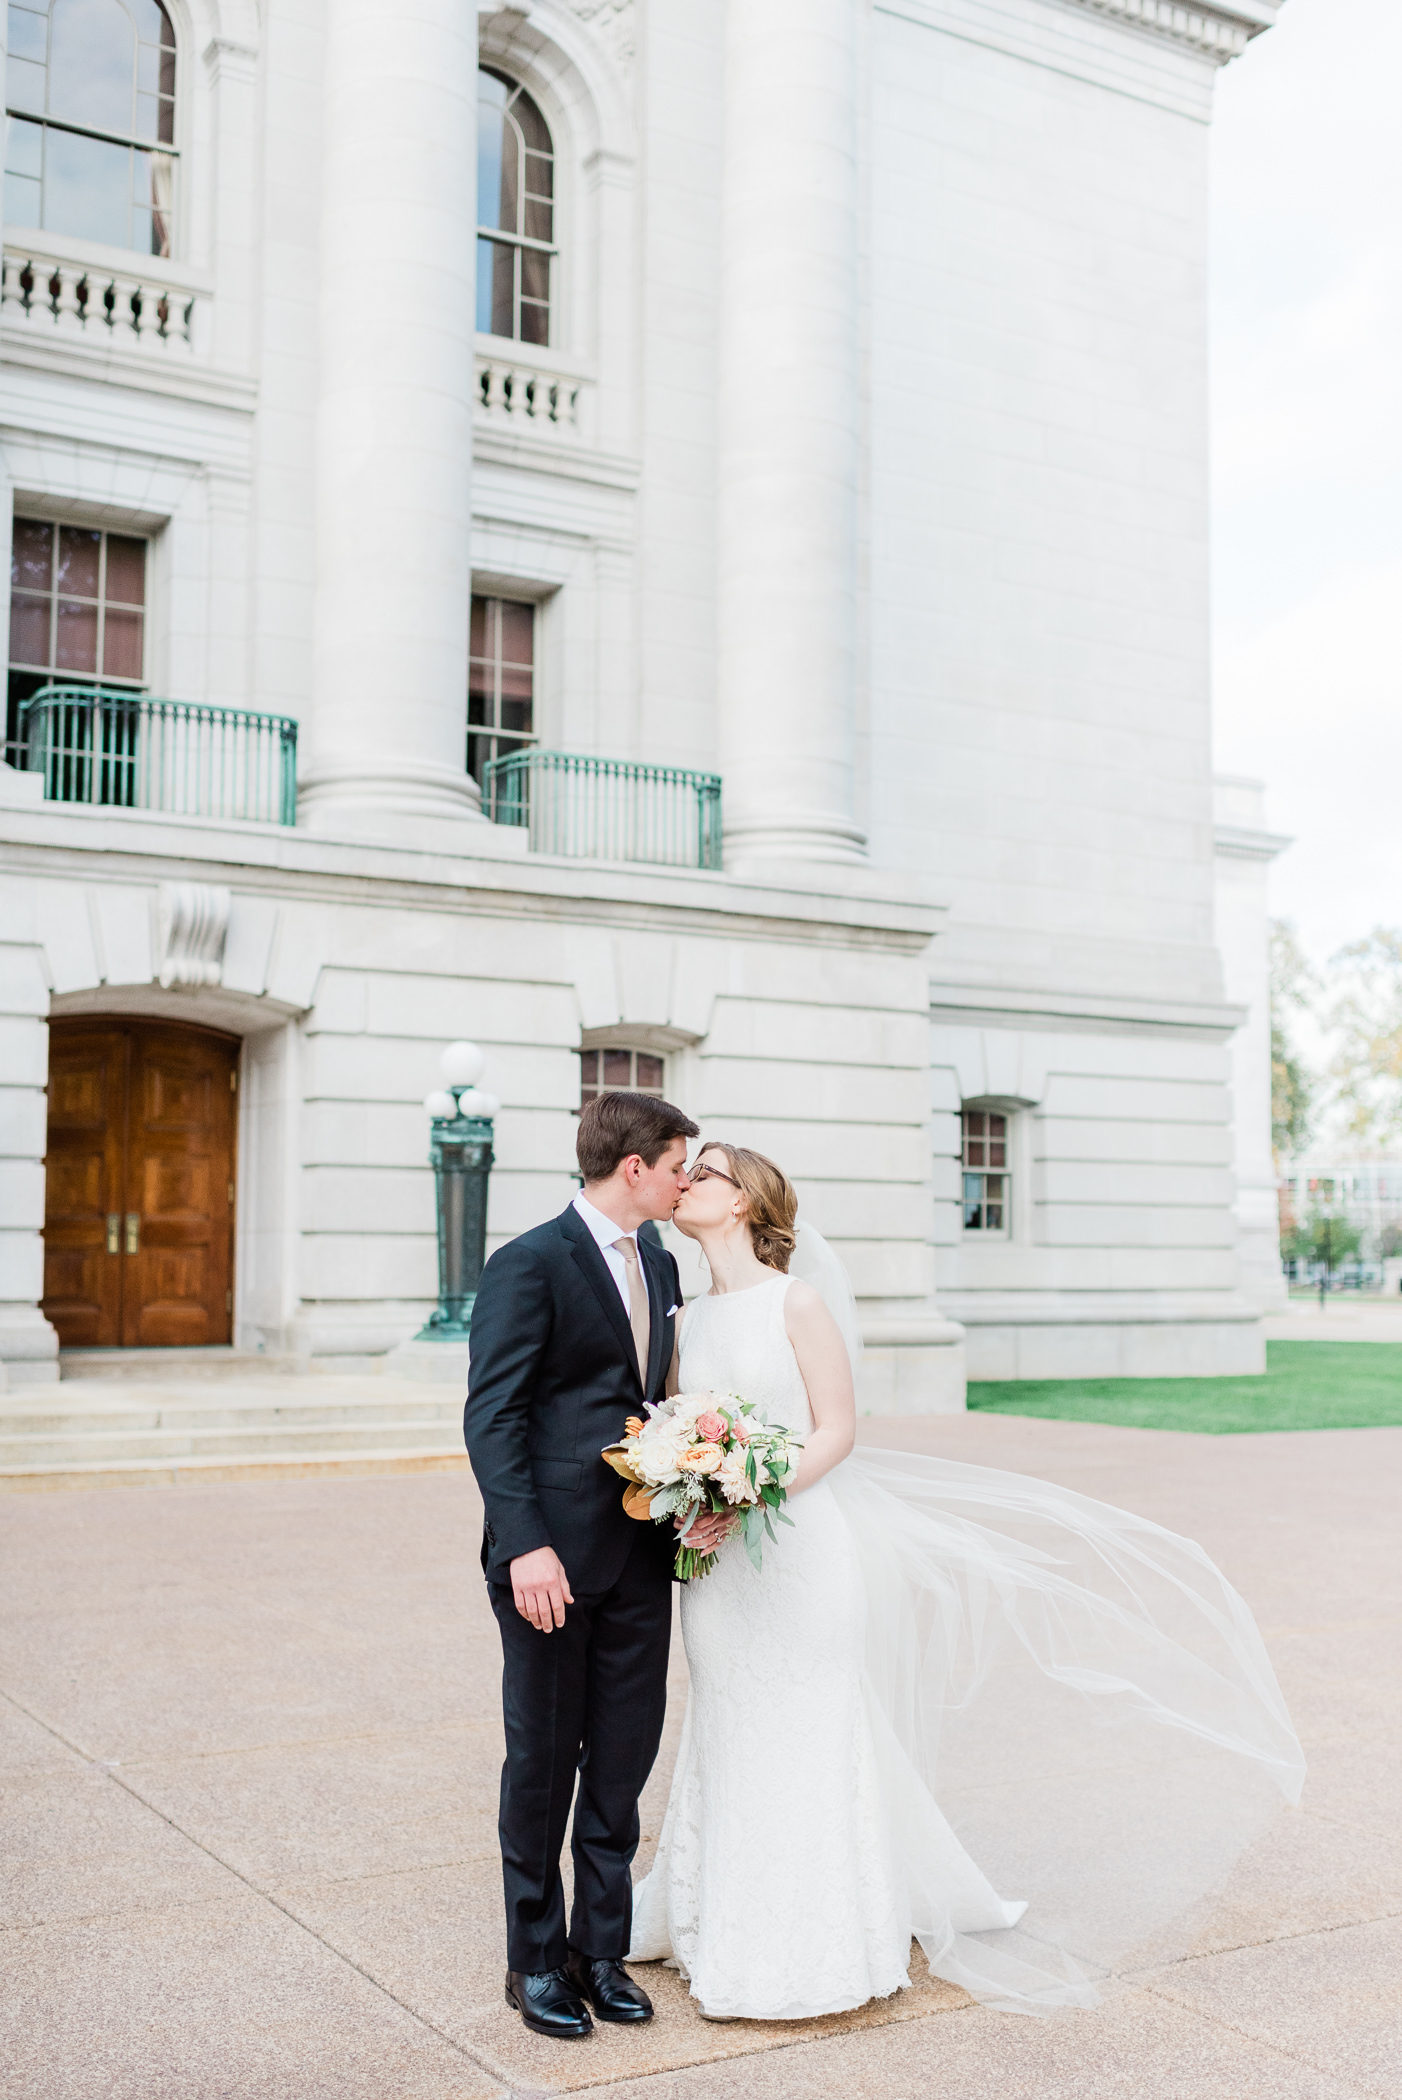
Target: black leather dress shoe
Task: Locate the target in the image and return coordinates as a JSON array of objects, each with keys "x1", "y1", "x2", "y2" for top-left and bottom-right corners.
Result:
[
  {"x1": 504, "y1": 1967, "x2": 593, "y2": 2039},
  {"x1": 564, "y1": 1953, "x2": 654, "y2": 2024}
]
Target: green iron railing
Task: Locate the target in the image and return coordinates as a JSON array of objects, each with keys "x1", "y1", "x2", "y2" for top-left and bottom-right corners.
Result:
[
  {"x1": 482, "y1": 748, "x2": 723, "y2": 870},
  {"x1": 17, "y1": 685, "x2": 298, "y2": 825}
]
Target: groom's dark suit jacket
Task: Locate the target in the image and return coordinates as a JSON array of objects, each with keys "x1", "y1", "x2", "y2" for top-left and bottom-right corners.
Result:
[{"x1": 464, "y1": 1205, "x2": 681, "y2": 1593}]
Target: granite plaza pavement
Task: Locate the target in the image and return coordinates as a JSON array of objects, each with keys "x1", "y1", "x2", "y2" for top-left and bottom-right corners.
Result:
[{"x1": 2, "y1": 1408, "x2": 1399, "y2": 2100}]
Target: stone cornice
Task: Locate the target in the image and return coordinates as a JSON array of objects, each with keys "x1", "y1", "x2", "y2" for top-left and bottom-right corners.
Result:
[
  {"x1": 0, "y1": 801, "x2": 948, "y2": 956},
  {"x1": 1062, "y1": 0, "x2": 1281, "y2": 63}
]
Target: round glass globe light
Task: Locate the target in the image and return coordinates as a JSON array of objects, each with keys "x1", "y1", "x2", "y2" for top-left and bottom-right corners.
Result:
[
  {"x1": 472, "y1": 1090, "x2": 502, "y2": 1119},
  {"x1": 440, "y1": 1040, "x2": 485, "y2": 1087},
  {"x1": 423, "y1": 1089, "x2": 459, "y2": 1119}
]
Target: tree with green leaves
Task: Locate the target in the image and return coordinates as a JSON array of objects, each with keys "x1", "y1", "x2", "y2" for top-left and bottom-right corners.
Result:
[
  {"x1": 1281, "y1": 1206, "x2": 1362, "y2": 1273},
  {"x1": 1269, "y1": 919, "x2": 1317, "y2": 1164},
  {"x1": 1324, "y1": 928, "x2": 1402, "y2": 1145}
]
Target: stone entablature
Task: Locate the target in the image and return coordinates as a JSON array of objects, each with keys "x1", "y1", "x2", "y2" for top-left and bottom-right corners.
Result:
[{"x1": 1067, "y1": 0, "x2": 1281, "y2": 62}]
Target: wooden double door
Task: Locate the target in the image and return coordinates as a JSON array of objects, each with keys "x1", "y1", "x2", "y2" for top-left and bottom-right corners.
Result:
[{"x1": 43, "y1": 1020, "x2": 239, "y2": 1349}]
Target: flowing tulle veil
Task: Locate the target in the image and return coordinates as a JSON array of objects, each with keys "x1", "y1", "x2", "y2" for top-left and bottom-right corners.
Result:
[{"x1": 788, "y1": 1221, "x2": 1305, "y2": 2014}]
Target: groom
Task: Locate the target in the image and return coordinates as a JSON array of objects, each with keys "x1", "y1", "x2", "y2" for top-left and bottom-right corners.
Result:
[{"x1": 464, "y1": 1090, "x2": 701, "y2": 2040}]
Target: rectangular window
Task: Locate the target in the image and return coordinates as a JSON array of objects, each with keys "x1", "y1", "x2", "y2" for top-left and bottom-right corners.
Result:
[
  {"x1": 962, "y1": 1108, "x2": 1009, "y2": 1234},
  {"x1": 7, "y1": 517, "x2": 147, "y2": 759},
  {"x1": 580, "y1": 1048, "x2": 666, "y2": 1109},
  {"x1": 468, "y1": 593, "x2": 535, "y2": 784}
]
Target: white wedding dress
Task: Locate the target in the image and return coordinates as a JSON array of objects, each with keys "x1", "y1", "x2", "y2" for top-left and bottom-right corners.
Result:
[{"x1": 628, "y1": 1273, "x2": 1304, "y2": 2022}]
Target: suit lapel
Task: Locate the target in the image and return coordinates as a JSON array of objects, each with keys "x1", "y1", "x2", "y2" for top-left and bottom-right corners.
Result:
[{"x1": 560, "y1": 1205, "x2": 644, "y2": 1391}]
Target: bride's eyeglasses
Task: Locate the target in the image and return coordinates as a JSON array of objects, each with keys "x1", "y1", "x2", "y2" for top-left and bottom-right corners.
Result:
[{"x1": 688, "y1": 1161, "x2": 742, "y2": 1190}]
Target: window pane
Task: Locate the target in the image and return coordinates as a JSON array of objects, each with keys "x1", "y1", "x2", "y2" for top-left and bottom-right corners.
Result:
[
  {"x1": 5, "y1": 115, "x2": 44, "y2": 179},
  {"x1": 12, "y1": 517, "x2": 53, "y2": 593},
  {"x1": 55, "y1": 598, "x2": 98, "y2": 673},
  {"x1": 49, "y1": 0, "x2": 136, "y2": 134},
  {"x1": 524, "y1": 147, "x2": 553, "y2": 198},
  {"x1": 57, "y1": 527, "x2": 101, "y2": 598},
  {"x1": 4, "y1": 169, "x2": 41, "y2": 225},
  {"x1": 8, "y1": 7, "x2": 49, "y2": 64},
  {"x1": 520, "y1": 246, "x2": 549, "y2": 307},
  {"x1": 469, "y1": 595, "x2": 489, "y2": 657},
  {"x1": 984, "y1": 1201, "x2": 1003, "y2": 1230},
  {"x1": 989, "y1": 1141, "x2": 1005, "y2": 1167},
  {"x1": 43, "y1": 127, "x2": 131, "y2": 247},
  {"x1": 135, "y1": 90, "x2": 157, "y2": 137},
  {"x1": 524, "y1": 194, "x2": 552, "y2": 244},
  {"x1": 8, "y1": 592, "x2": 52, "y2": 667},
  {"x1": 477, "y1": 91, "x2": 508, "y2": 233},
  {"x1": 636, "y1": 1054, "x2": 664, "y2": 1090},
  {"x1": 965, "y1": 1111, "x2": 986, "y2": 1139},
  {"x1": 104, "y1": 535, "x2": 145, "y2": 606},
  {"x1": 519, "y1": 299, "x2": 548, "y2": 348},
  {"x1": 6, "y1": 54, "x2": 46, "y2": 113},
  {"x1": 603, "y1": 1050, "x2": 630, "y2": 1088},
  {"x1": 989, "y1": 1114, "x2": 1006, "y2": 1138},
  {"x1": 102, "y1": 604, "x2": 142, "y2": 680},
  {"x1": 514, "y1": 87, "x2": 552, "y2": 156},
  {"x1": 498, "y1": 598, "x2": 533, "y2": 664},
  {"x1": 487, "y1": 239, "x2": 515, "y2": 339}
]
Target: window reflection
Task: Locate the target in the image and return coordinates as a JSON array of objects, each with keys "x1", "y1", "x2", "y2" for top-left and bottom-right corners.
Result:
[
  {"x1": 476, "y1": 67, "x2": 554, "y2": 345},
  {"x1": 3, "y1": 0, "x2": 178, "y2": 256}
]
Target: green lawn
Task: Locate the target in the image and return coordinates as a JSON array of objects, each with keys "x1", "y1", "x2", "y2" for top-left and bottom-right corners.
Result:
[{"x1": 967, "y1": 1340, "x2": 1402, "y2": 1434}]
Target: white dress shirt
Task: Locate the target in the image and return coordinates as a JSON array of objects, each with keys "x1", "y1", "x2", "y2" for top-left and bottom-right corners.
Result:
[{"x1": 571, "y1": 1192, "x2": 681, "y2": 1320}]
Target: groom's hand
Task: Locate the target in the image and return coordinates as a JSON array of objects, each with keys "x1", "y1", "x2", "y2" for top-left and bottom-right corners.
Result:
[{"x1": 510, "y1": 1547, "x2": 574, "y2": 1633}]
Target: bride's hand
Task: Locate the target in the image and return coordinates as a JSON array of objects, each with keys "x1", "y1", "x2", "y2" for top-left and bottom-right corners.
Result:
[{"x1": 678, "y1": 1508, "x2": 737, "y2": 1553}]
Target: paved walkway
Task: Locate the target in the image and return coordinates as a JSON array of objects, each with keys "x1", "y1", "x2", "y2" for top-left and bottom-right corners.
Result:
[{"x1": 2, "y1": 1412, "x2": 1398, "y2": 2099}]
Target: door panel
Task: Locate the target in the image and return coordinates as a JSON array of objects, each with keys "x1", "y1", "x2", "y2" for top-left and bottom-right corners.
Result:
[
  {"x1": 41, "y1": 1030, "x2": 126, "y2": 1347},
  {"x1": 124, "y1": 1028, "x2": 236, "y2": 1346},
  {"x1": 43, "y1": 1019, "x2": 238, "y2": 1350}
]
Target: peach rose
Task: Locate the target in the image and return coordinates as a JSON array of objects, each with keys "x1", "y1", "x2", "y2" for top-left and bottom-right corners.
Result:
[
  {"x1": 696, "y1": 1410, "x2": 727, "y2": 1443},
  {"x1": 679, "y1": 1443, "x2": 722, "y2": 1473}
]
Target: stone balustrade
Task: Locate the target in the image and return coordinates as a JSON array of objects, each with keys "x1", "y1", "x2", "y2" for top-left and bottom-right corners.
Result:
[
  {"x1": 475, "y1": 350, "x2": 584, "y2": 432},
  {"x1": 1, "y1": 243, "x2": 199, "y2": 352}
]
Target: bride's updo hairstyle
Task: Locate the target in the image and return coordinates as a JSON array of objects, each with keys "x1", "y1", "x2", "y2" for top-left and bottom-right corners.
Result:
[{"x1": 697, "y1": 1142, "x2": 798, "y2": 1273}]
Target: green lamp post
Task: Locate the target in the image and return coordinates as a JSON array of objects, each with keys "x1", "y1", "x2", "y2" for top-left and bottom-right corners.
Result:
[{"x1": 415, "y1": 1040, "x2": 500, "y2": 1342}]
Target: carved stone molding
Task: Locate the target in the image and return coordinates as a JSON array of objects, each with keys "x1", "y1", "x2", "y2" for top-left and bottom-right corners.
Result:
[
  {"x1": 156, "y1": 881, "x2": 231, "y2": 989},
  {"x1": 1065, "y1": 0, "x2": 1281, "y2": 63},
  {"x1": 564, "y1": 0, "x2": 634, "y2": 73}
]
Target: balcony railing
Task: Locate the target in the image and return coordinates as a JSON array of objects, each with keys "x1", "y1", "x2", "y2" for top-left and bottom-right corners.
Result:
[
  {"x1": 2, "y1": 242, "x2": 201, "y2": 352},
  {"x1": 483, "y1": 749, "x2": 722, "y2": 870},
  {"x1": 15, "y1": 686, "x2": 298, "y2": 826}
]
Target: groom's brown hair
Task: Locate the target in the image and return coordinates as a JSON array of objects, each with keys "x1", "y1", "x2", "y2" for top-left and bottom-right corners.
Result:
[{"x1": 577, "y1": 1090, "x2": 699, "y2": 1183}]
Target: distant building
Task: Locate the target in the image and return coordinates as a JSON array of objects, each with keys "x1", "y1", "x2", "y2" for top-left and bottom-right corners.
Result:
[{"x1": 1, "y1": 0, "x2": 1284, "y2": 1397}]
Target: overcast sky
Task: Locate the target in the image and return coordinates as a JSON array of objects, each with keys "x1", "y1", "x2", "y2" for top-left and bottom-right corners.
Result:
[{"x1": 1209, "y1": 0, "x2": 1402, "y2": 963}]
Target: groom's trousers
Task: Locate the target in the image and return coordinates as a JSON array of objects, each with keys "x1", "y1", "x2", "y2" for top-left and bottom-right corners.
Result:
[{"x1": 489, "y1": 1528, "x2": 672, "y2": 1972}]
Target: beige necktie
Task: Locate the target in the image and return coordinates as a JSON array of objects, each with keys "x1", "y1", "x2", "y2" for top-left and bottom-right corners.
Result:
[{"x1": 613, "y1": 1236, "x2": 651, "y2": 1383}]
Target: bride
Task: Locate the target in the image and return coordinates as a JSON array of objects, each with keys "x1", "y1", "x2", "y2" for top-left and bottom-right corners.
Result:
[{"x1": 628, "y1": 1142, "x2": 1305, "y2": 2023}]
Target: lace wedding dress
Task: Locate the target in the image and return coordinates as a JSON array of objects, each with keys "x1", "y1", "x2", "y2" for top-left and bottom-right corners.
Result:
[{"x1": 628, "y1": 1273, "x2": 1304, "y2": 2022}]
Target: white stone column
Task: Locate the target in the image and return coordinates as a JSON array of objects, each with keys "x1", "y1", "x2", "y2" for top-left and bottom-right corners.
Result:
[
  {"x1": 715, "y1": 0, "x2": 866, "y2": 869},
  {"x1": 300, "y1": 0, "x2": 481, "y2": 829},
  {"x1": 1214, "y1": 777, "x2": 1292, "y2": 1311}
]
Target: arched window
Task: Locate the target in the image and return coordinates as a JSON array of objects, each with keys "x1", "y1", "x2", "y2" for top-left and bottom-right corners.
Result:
[
  {"x1": 476, "y1": 67, "x2": 554, "y2": 347},
  {"x1": 4, "y1": 0, "x2": 177, "y2": 257}
]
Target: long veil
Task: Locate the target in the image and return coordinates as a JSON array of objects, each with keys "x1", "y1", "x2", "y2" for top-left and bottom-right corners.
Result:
[{"x1": 791, "y1": 1222, "x2": 1306, "y2": 2015}]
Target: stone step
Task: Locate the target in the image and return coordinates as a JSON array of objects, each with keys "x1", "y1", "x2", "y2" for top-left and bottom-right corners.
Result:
[
  {"x1": 0, "y1": 1416, "x2": 467, "y2": 1467},
  {"x1": 0, "y1": 1390, "x2": 464, "y2": 1436},
  {"x1": 0, "y1": 1447, "x2": 475, "y2": 1492},
  {"x1": 58, "y1": 1348, "x2": 307, "y2": 1382}
]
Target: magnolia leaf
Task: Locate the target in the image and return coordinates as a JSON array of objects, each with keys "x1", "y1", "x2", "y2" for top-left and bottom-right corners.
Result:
[{"x1": 601, "y1": 1443, "x2": 644, "y2": 1484}]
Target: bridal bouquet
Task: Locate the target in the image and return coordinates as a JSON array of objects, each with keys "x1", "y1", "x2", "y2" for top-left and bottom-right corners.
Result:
[{"x1": 602, "y1": 1393, "x2": 803, "y2": 1581}]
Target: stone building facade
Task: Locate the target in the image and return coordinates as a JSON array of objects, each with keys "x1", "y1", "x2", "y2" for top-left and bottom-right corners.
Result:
[{"x1": 0, "y1": 0, "x2": 1283, "y2": 1398}]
